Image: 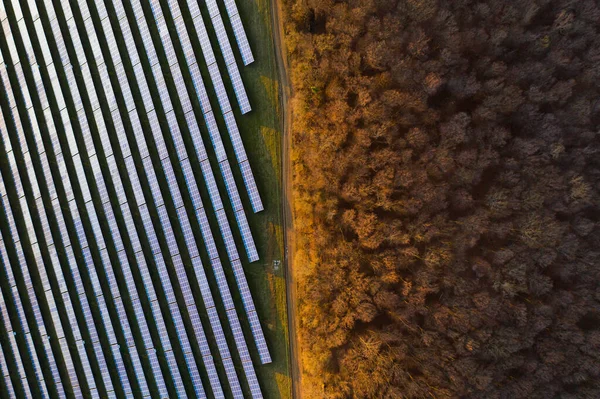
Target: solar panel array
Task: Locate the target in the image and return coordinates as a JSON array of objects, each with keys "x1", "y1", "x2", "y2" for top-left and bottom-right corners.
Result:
[
  {"x1": 0, "y1": 9, "x2": 99, "y2": 398},
  {"x1": 221, "y1": 0, "x2": 254, "y2": 65},
  {"x1": 0, "y1": 0, "x2": 273, "y2": 397},
  {"x1": 0, "y1": 239, "x2": 31, "y2": 399}
]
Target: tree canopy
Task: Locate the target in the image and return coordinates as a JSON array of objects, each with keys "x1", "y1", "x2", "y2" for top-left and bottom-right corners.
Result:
[{"x1": 284, "y1": 0, "x2": 600, "y2": 397}]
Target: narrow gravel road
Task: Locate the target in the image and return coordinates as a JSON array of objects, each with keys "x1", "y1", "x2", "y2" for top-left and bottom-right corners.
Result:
[{"x1": 269, "y1": 0, "x2": 302, "y2": 398}]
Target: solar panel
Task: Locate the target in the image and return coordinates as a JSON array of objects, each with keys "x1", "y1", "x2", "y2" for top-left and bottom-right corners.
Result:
[
  {"x1": 0, "y1": 161, "x2": 64, "y2": 399},
  {"x1": 226, "y1": 310, "x2": 252, "y2": 364},
  {"x1": 17, "y1": 20, "x2": 35, "y2": 65},
  {"x1": 112, "y1": 0, "x2": 126, "y2": 19},
  {"x1": 219, "y1": 161, "x2": 243, "y2": 213},
  {"x1": 53, "y1": 26, "x2": 70, "y2": 65},
  {"x1": 180, "y1": 158, "x2": 203, "y2": 209},
  {"x1": 105, "y1": 155, "x2": 128, "y2": 205},
  {"x1": 1, "y1": 0, "x2": 270, "y2": 395},
  {"x1": 200, "y1": 160, "x2": 224, "y2": 212},
  {"x1": 105, "y1": 105, "x2": 200, "y2": 395},
  {"x1": 3, "y1": 24, "x2": 20, "y2": 65},
  {"x1": 208, "y1": 63, "x2": 232, "y2": 113},
  {"x1": 156, "y1": 205, "x2": 180, "y2": 256},
  {"x1": 142, "y1": 158, "x2": 164, "y2": 205},
  {"x1": 119, "y1": 16, "x2": 139, "y2": 64},
  {"x1": 129, "y1": 0, "x2": 144, "y2": 21},
  {"x1": 183, "y1": 65, "x2": 208, "y2": 112},
  {"x1": 42, "y1": 16, "x2": 169, "y2": 391},
  {"x1": 211, "y1": 258, "x2": 236, "y2": 312},
  {"x1": 228, "y1": 12, "x2": 254, "y2": 65},
  {"x1": 82, "y1": 64, "x2": 101, "y2": 111},
  {"x1": 202, "y1": 5, "x2": 251, "y2": 112},
  {"x1": 0, "y1": 254, "x2": 33, "y2": 399},
  {"x1": 95, "y1": 0, "x2": 109, "y2": 21},
  {"x1": 235, "y1": 209, "x2": 258, "y2": 261},
  {"x1": 114, "y1": 15, "x2": 267, "y2": 384},
  {"x1": 0, "y1": 349, "x2": 17, "y2": 397},
  {"x1": 239, "y1": 160, "x2": 264, "y2": 213},
  {"x1": 242, "y1": 359, "x2": 264, "y2": 399},
  {"x1": 222, "y1": 357, "x2": 244, "y2": 398},
  {"x1": 191, "y1": 13, "x2": 217, "y2": 65},
  {"x1": 33, "y1": 20, "x2": 52, "y2": 63},
  {"x1": 100, "y1": 65, "x2": 118, "y2": 111},
  {"x1": 151, "y1": 3, "x2": 260, "y2": 223},
  {"x1": 203, "y1": 357, "x2": 225, "y2": 398},
  {"x1": 84, "y1": 19, "x2": 104, "y2": 64},
  {"x1": 178, "y1": 208, "x2": 200, "y2": 258},
  {"x1": 164, "y1": 350, "x2": 186, "y2": 398},
  {"x1": 124, "y1": 156, "x2": 146, "y2": 206},
  {"x1": 78, "y1": 0, "x2": 91, "y2": 20},
  {"x1": 128, "y1": 345, "x2": 154, "y2": 397},
  {"x1": 172, "y1": 68, "x2": 193, "y2": 113},
  {"x1": 136, "y1": 18, "x2": 159, "y2": 66},
  {"x1": 161, "y1": 161, "x2": 185, "y2": 209},
  {"x1": 194, "y1": 207, "x2": 219, "y2": 260},
  {"x1": 116, "y1": 63, "x2": 135, "y2": 111},
  {"x1": 0, "y1": 28, "x2": 113, "y2": 394},
  {"x1": 226, "y1": 58, "x2": 251, "y2": 114}
]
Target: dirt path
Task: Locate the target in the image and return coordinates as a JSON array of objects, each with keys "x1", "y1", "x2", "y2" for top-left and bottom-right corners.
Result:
[{"x1": 269, "y1": 0, "x2": 301, "y2": 398}]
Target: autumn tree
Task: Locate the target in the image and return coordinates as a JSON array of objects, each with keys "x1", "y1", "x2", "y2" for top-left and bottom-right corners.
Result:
[{"x1": 284, "y1": 0, "x2": 600, "y2": 397}]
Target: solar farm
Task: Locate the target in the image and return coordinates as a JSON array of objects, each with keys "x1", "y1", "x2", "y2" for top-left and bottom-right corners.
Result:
[{"x1": 0, "y1": 0, "x2": 289, "y2": 397}]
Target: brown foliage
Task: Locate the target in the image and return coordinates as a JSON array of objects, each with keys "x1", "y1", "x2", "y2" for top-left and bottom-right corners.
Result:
[{"x1": 283, "y1": 0, "x2": 600, "y2": 397}]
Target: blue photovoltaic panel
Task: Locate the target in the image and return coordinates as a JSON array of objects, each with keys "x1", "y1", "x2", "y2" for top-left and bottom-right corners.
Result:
[
  {"x1": 104, "y1": 62, "x2": 208, "y2": 395},
  {"x1": 0, "y1": 19, "x2": 106, "y2": 393},
  {"x1": 247, "y1": 310, "x2": 272, "y2": 364},
  {"x1": 93, "y1": 6, "x2": 246, "y2": 397},
  {"x1": 242, "y1": 359, "x2": 264, "y2": 399},
  {"x1": 0, "y1": 337, "x2": 20, "y2": 398},
  {"x1": 41, "y1": 2, "x2": 174, "y2": 394},
  {"x1": 239, "y1": 160, "x2": 264, "y2": 213},
  {"x1": 0, "y1": 0, "x2": 271, "y2": 396},
  {"x1": 207, "y1": 63, "x2": 232, "y2": 114},
  {"x1": 191, "y1": 12, "x2": 217, "y2": 65},
  {"x1": 0, "y1": 253, "x2": 32, "y2": 399},
  {"x1": 230, "y1": 260, "x2": 255, "y2": 312},
  {"x1": 228, "y1": 11, "x2": 254, "y2": 65},
  {"x1": 0, "y1": 159, "x2": 59, "y2": 398},
  {"x1": 235, "y1": 208, "x2": 259, "y2": 262},
  {"x1": 201, "y1": 112, "x2": 225, "y2": 162},
  {"x1": 201, "y1": 0, "x2": 251, "y2": 112},
  {"x1": 152, "y1": 0, "x2": 263, "y2": 272}
]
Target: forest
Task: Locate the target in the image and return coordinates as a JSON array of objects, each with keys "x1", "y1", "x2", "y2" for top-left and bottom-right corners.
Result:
[{"x1": 282, "y1": 0, "x2": 600, "y2": 397}]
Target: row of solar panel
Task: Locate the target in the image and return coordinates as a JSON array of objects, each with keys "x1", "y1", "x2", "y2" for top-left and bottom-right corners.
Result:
[
  {"x1": 125, "y1": 0, "x2": 269, "y2": 372},
  {"x1": 0, "y1": 22, "x2": 100, "y2": 398},
  {"x1": 128, "y1": 0, "x2": 270, "y2": 376},
  {"x1": 61, "y1": 0, "x2": 255, "y2": 396},
  {"x1": 120, "y1": 0, "x2": 273, "y2": 390},
  {"x1": 60, "y1": 15, "x2": 174, "y2": 398},
  {"x1": 190, "y1": 12, "x2": 264, "y2": 214},
  {"x1": 1, "y1": 0, "x2": 269, "y2": 397},
  {"x1": 109, "y1": 101, "x2": 207, "y2": 398},
  {"x1": 0, "y1": 220, "x2": 37, "y2": 399},
  {"x1": 111, "y1": 2, "x2": 260, "y2": 396},
  {"x1": 160, "y1": 2, "x2": 264, "y2": 256},
  {"x1": 180, "y1": 0, "x2": 251, "y2": 113},
  {"x1": 0, "y1": 146, "x2": 69, "y2": 398},
  {"x1": 2, "y1": 23, "x2": 122, "y2": 399},
  {"x1": 1, "y1": 2, "x2": 166, "y2": 396},
  {"x1": 38, "y1": 0, "x2": 173, "y2": 394},
  {"x1": 216, "y1": 0, "x2": 254, "y2": 66},
  {"x1": 163, "y1": 0, "x2": 263, "y2": 214}
]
